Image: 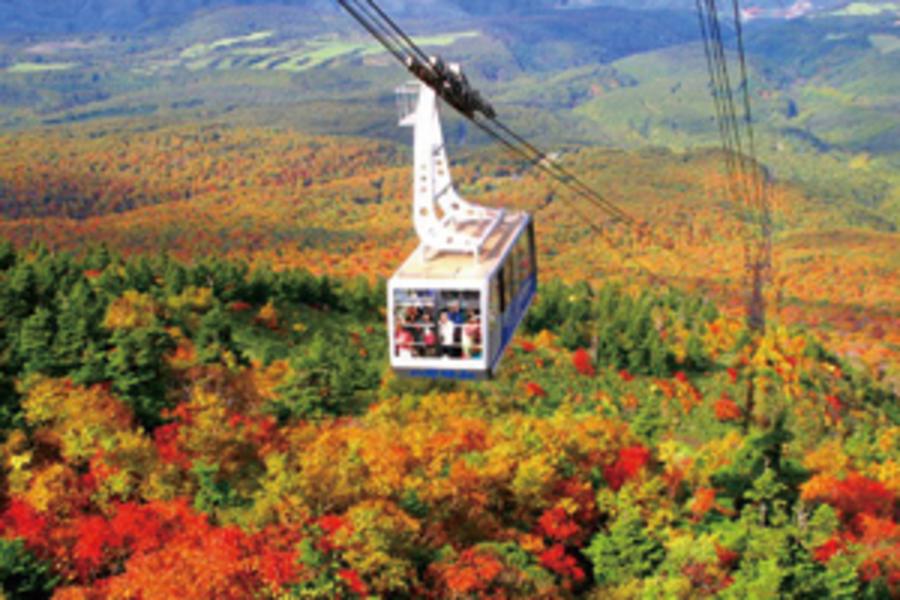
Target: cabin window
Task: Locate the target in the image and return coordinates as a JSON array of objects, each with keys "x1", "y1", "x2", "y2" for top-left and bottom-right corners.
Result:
[
  {"x1": 528, "y1": 220, "x2": 537, "y2": 274},
  {"x1": 499, "y1": 226, "x2": 533, "y2": 307},
  {"x1": 497, "y1": 269, "x2": 507, "y2": 315},
  {"x1": 394, "y1": 289, "x2": 482, "y2": 360},
  {"x1": 514, "y1": 228, "x2": 532, "y2": 291},
  {"x1": 490, "y1": 275, "x2": 502, "y2": 324},
  {"x1": 503, "y1": 255, "x2": 516, "y2": 308}
]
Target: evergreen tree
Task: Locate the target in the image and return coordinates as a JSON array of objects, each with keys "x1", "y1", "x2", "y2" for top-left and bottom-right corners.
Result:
[
  {"x1": 195, "y1": 304, "x2": 245, "y2": 367},
  {"x1": 83, "y1": 243, "x2": 113, "y2": 272},
  {"x1": 17, "y1": 307, "x2": 56, "y2": 375},
  {"x1": 106, "y1": 325, "x2": 174, "y2": 430},
  {"x1": 721, "y1": 477, "x2": 855, "y2": 599},
  {"x1": 646, "y1": 328, "x2": 669, "y2": 376},
  {"x1": 712, "y1": 417, "x2": 808, "y2": 513},
  {"x1": 31, "y1": 250, "x2": 77, "y2": 308},
  {"x1": 0, "y1": 539, "x2": 59, "y2": 599},
  {"x1": 342, "y1": 276, "x2": 380, "y2": 318},
  {"x1": 124, "y1": 255, "x2": 156, "y2": 292},
  {"x1": 53, "y1": 280, "x2": 106, "y2": 375},
  {"x1": 273, "y1": 332, "x2": 377, "y2": 421},
  {"x1": 1, "y1": 262, "x2": 38, "y2": 322},
  {"x1": 625, "y1": 310, "x2": 651, "y2": 374},
  {"x1": 274, "y1": 268, "x2": 317, "y2": 305},
  {"x1": 684, "y1": 329, "x2": 710, "y2": 372},
  {"x1": 0, "y1": 240, "x2": 15, "y2": 271},
  {"x1": 195, "y1": 257, "x2": 248, "y2": 302},
  {"x1": 586, "y1": 508, "x2": 665, "y2": 587},
  {"x1": 96, "y1": 260, "x2": 126, "y2": 298},
  {"x1": 245, "y1": 264, "x2": 276, "y2": 305},
  {"x1": 162, "y1": 256, "x2": 188, "y2": 296}
]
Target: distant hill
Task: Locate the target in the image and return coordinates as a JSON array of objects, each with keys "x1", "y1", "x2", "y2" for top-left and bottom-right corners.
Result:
[
  {"x1": 0, "y1": 0, "x2": 530, "y2": 34},
  {"x1": 0, "y1": 1, "x2": 896, "y2": 228},
  {"x1": 0, "y1": 0, "x2": 335, "y2": 33},
  {"x1": 1, "y1": 0, "x2": 875, "y2": 34}
]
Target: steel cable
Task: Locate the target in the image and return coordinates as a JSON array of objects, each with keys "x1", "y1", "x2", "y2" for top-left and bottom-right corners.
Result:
[{"x1": 336, "y1": 0, "x2": 679, "y2": 283}]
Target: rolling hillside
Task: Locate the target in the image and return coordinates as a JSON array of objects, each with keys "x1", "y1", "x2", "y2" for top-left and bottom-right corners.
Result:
[
  {"x1": 0, "y1": 120, "x2": 896, "y2": 383},
  {"x1": 1, "y1": 0, "x2": 893, "y2": 33},
  {"x1": 0, "y1": 4, "x2": 896, "y2": 228},
  {"x1": 0, "y1": 4, "x2": 897, "y2": 368},
  {"x1": 0, "y1": 232, "x2": 896, "y2": 597},
  {"x1": 0, "y1": 3, "x2": 897, "y2": 598}
]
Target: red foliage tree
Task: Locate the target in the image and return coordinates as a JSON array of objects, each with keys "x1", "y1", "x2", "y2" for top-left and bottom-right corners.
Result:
[
  {"x1": 572, "y1": 348, "x2": 595, "y2": 377},
  {"x1": 434, "y1": 548, "x2": 505, "y2": 597},
  {"x1": 813, "y1": 537, "x2": 844, "y2": 563},
  {"x1": 339, "y1": 569, "x2": 369, "y2": 597},
  {"x1": 1, "y1": 500, "x2": 49, "y2": 550},
  {"x1": 525, "y1": 382, "x2": 548, "y2": 398},
  {"x1": 830, "y1": 473, "x2": 894, "y2": 524},
  {"x1": 604, "y1": 446, "x2": 652, "y2": 491},
  {"x1": 714, "y1": 395, "x2": 742, "y2": 421},
  {"x1": 538, "y1": 507, "x2": 581, "y2": 544},
  {"x1": 539, "y1": 543, "x2": 585, "y2": 587}
]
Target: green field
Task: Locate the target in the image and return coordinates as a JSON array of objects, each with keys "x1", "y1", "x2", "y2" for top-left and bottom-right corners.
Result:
[
  {"x1": 832, "y1": 2, "x2": 900, "y2": 16},
  {"x1": 180, "y1": 30, "x2": 276, "y2": 59},
  {"x1": 0, "y1": 6, "x2": 896, "y2": 227},
  {"x1": 176, "y1": 30, "x2": 480, "y2": 73},
  {"x1": 6, "y1": 61, "x2": 78, "y2": 73},
  {"x1": 869, "y1": 33, "x2": 900, "y2": 53}
]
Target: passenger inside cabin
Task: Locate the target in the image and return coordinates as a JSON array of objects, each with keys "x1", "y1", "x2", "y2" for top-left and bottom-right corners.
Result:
[
  {"x1": 393, "y1": 289, "x2": 482, "y2": 361},
  {"x1": 421, "y1": 312, "x2": 438, "y2": 357},
  {"x1": 395, "y1": 321, "x2": 414, "y2": 358},
  {"x1": 447, "y1": 300, "x2": 466, "y2": 327},
  {"x1": 462, "y1": 314, "x2": 482, "y2": 359},
  {"x1": 404, "y1": 305, "x2": 419, "y2": 326},
  {"x1": 439, "y1": 310, "x2": 459, "y2": 358}
]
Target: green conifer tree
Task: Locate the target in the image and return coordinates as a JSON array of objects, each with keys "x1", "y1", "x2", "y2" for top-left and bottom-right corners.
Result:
[
  {"x1": 0, "y1": 240, "x2": 15, "y2": 271},
  {"x1": 586, "y1": 508, "x2": 665, "y2": 587},
  {"x1": 17, "y1": 307, "x2": 56, "y2": 375},
  {"x1": 106, "y1": 325, "x2": 174, "y2": 429},
  {"x1": 195, "y1": 304, "x2": 245, "y2": 367}
]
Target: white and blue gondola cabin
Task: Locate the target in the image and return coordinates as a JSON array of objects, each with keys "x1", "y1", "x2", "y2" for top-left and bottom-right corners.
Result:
[
  {"x1": 388, "y1": 81, "x2": 537, "y2": 380},
  {"x1": 389, "y1": 214, "x2": 537, "y2": 380}
]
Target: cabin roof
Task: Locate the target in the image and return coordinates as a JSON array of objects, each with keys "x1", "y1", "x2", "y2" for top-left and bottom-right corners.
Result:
[{"x1": 392, "y1": 211, "x2": 529, "y2": 282}]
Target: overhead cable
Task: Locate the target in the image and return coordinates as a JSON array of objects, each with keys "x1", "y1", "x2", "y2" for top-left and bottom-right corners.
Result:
[{"x1": 337, "y1": 0, "x2": 639, "y2": 229}]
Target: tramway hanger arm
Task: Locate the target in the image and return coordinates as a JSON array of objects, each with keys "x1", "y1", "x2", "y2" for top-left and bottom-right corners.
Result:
[
  {"x1": 335, "y1": 0, "x2": 648, "y2": 235},
  {"x1": 338, "y1": 0, "x2": 645, "y2": 231}
]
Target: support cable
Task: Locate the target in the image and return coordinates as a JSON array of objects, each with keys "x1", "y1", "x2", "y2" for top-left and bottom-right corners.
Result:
[
  {"x1": 336, "y1": 0, "x2": 677, "y2": 283},
  {"x1": 363, "y1": 0, "x2": 433, "y2": 66},
  {"x1": 694, "y1": 0, "x2": 772, "y2": 332},
  {"x1": 336, "y1": 0, "x2": 407, "y2": 64},
  {"x1": 337, "y1": 0, "x2": 638, "y2": 227}
]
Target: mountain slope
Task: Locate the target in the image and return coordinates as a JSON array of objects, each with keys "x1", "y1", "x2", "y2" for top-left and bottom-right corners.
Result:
[
  {"x1": 3, "y1": 0, "x2": 873, "y2": 34},
  {"x1": 0, "y1": 5, "x2": 896, "y2": 227}
]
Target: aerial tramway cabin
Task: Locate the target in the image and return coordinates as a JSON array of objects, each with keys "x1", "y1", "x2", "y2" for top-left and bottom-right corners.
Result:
[{"x1": 388, "y1": 81, "x2": 537, "y2": 380}]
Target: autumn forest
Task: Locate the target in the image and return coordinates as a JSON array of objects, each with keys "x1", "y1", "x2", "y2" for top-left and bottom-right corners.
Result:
[
  {"x1": 0, "y1": 1, "x2": 898, "y2": 598},
  {"x1": 0, "y1": 111, "x2": 894, "y2": 598}
]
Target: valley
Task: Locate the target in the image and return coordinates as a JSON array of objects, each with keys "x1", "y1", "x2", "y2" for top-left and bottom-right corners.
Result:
[
  {"x1": 0, "y1": 3, "x2": 896, "y2": 226},
  {"x1": 0, "y1": 118, "x2": 896, "y2": 383},
  {"x1": 0, "y1": 2, "x2": 896, "y2": 597},
  {"x1": 0, "y1": 4, "x2": 896, "y2": 377}
]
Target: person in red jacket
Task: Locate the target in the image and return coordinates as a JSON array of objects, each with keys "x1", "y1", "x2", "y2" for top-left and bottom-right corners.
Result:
[{"x1": 395, "y1": 322, "x2": 414, "y2": 358}]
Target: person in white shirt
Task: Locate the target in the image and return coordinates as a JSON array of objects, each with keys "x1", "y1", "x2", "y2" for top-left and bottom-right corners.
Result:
[{"x1": 439, "y1": 311, "x2": 457, "y2": 358}]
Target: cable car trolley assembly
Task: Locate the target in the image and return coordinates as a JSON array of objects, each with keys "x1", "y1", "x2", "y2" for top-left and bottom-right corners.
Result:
[
  {"x1": 389, "y1": 81, "x2": 537, "y2": 380},
  {"x1": 332, "y1": 2, "x2": 544, "y2": 379},
  {"x1": 336, "y1": 0, "x2": 638, "y2": 379}
]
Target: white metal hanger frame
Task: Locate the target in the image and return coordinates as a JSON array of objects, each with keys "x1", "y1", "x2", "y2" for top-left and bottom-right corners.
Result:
[{"x1": 397, "y1": 81, "x2": 505, "y2": 262}]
